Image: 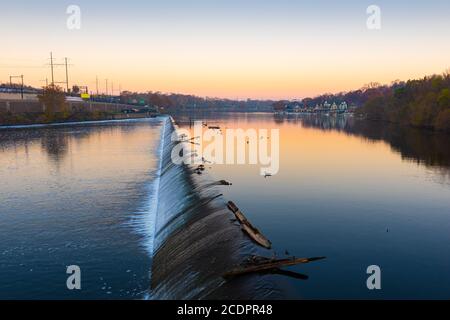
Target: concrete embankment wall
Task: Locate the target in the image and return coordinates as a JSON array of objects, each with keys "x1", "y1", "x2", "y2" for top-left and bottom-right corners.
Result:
[
  {"x1": 0, "y1": 99, "x2": 134, "y2": 114},
  {"x1": 0, "y1": 93, "x2": 38, "y2": 101}
]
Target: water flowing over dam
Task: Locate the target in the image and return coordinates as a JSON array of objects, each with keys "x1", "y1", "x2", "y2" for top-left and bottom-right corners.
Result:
[{"x1": 150, "y1": 117, "x2": 284, "y2": 299}]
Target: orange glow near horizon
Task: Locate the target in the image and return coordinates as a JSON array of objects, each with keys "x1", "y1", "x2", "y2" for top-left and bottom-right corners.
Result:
[
  {"x1": 2, "y1": 45, "x2": 447, "y2": 100},
  {"x1": 1, "y1": 1, "x2": 449, "y2": 100}
]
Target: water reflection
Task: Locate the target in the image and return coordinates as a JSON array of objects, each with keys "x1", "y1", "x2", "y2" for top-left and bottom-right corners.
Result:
[
  {"x1": 0, "y1": 122, "x2": 146, "y2": 167},
  {"x1": 291, "y1": 114, "x2": 450, "y2": 175},
  {"x1": 40, "y1": 131, "x2": 70, "y2": 163},
  {"x1": 172, "y1": 111, "x2": 450, "y2": 177},
  {"x1": 0, "y1": 119, "x2": 163, "y2": 299}
]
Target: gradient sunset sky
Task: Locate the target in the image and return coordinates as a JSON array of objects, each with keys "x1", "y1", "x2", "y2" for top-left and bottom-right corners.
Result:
[{"x1": 1, "y1": 0, "x2": 449, "y2": 99}]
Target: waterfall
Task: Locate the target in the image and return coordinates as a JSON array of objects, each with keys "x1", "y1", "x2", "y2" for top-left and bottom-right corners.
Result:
[{"x1": 150, "y1": 117, "x2": 282, "y2": 299}]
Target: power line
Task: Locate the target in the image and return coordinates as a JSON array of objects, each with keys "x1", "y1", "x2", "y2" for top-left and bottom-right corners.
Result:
[
  {"x1": 0, "y1": 65, "x2": 46, "y2": 69},
  {"x1": 40, "y1": 78, "x2": 49, "y2": 86}
]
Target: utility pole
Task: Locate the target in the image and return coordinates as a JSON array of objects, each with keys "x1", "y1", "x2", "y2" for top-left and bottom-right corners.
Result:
[
  {"x1": 20, "y1": 75, "x2": 23, "y2": 100},
  {"x1": 78, "y1": 85, "x2": 89, "y2": 94},
  {"x1": 10, "y1": 75, "x2": 24, "y2": 99},
  {"x1": 105, "y1": 79, "x2": 108, "y2": 95},
  {"x1": 96, "y1": 76, "x2": 99, "y2": 96},
  {"x1": 111, "y1": 82, "x2": 114, "y2": 96},
  {"x1": 50, "y1": 52, "x2": 54, "y2": 85},
  {"x1": 65, "y1": 57, "x2": 69, "y2": 92},
  {"x1": 48, "y1": 53, "x2": 72, "y2": 91}
]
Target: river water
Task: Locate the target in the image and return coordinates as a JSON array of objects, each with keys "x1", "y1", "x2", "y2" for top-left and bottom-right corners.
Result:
[
  {"x1": 0, "y1": 119, "x2": 164, "y2": 299},
  {"x1": 174, "y1": 112, "x2": 450, "y2": 299},
  {"x1": 1, "y1": 114, "x2": 450, "y2": 299}
]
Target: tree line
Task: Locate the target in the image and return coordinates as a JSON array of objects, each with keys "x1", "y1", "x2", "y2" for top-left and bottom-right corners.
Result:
[
  {"x1": 119, "y1": 91, "x2": 275, "y2": 112},
  {"x1": 356, "y1": 71, "x2": 450, "y2": 131}
]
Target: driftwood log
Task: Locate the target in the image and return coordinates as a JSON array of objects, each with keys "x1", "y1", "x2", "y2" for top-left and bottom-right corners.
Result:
[
  {"x1": 227, "y1": 201, "x2": 271, "y2": 249},
  {"x1": 223, "y1": 256, "x2": 326, "y2": 279}
]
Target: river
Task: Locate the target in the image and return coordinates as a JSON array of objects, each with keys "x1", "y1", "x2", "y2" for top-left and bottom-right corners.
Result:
[{"x1": 1, "y1": 113, "x2": 449, "y2": 299}]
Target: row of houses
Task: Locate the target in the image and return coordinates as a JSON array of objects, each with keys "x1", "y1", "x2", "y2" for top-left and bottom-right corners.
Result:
[{"x1": 280, "y1": 101, "x2": 354, "y2": 114}]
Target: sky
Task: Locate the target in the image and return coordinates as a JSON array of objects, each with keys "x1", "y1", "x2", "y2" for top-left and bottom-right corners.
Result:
[{"x1": 0, "y1": 0, "x2": 449, "y2": 99}]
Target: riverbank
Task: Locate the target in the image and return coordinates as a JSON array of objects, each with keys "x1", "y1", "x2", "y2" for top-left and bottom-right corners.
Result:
[
  {"x1": 355, "y1": 73, "x2": 450, "y2": 132},
  {"x1": 0, "y1": 95, "x2": 158, "y2": 127},
  {"x1": 0, "y1": 110, "x2": 158, "y2": 128}
]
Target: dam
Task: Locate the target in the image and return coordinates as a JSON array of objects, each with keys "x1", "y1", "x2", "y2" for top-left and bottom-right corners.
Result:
[{"x1": 150, "y1": 117, "x2": 283, "y2": 299}]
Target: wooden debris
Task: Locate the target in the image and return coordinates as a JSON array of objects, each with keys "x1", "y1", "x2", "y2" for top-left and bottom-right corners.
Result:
[
  {"x1": 194, "y1": 164, "x2": 206, "y2": 175},
  {"x1": 271, "y1": 268, "x2": 309, "y2": 280},
  {"x1": 227, "y1": 201, "x2": 272, "y2": 249},
  {"x1": 227, "y1": 201, "x2": 239, "y2": 213},
  {"x1": 223, "y1": 256, "x2": 326, "y2": 279}
]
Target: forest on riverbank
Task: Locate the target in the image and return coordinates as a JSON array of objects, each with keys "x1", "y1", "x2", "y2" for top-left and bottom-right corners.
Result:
[{"x1": 356, "y1": 72, "x2": 450, "y2": 131}]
